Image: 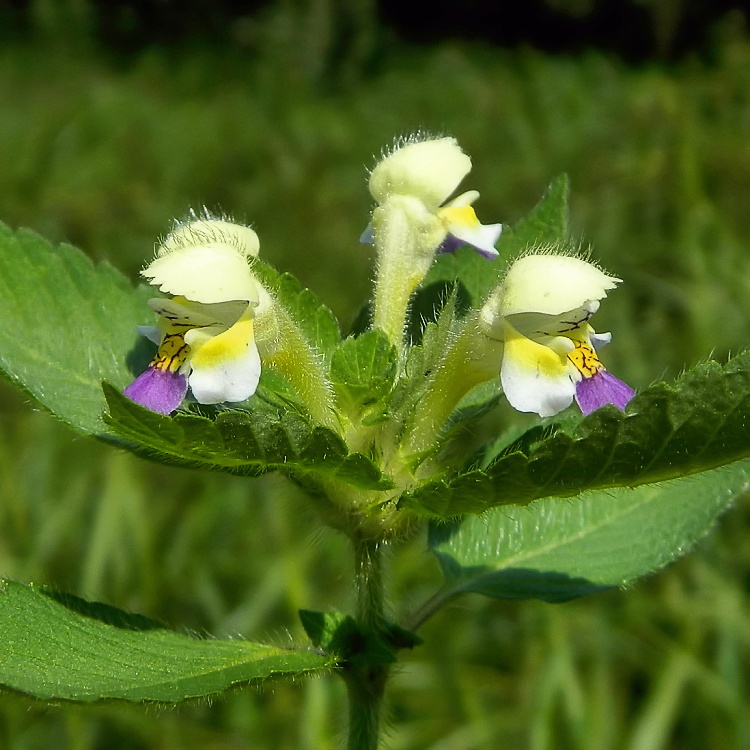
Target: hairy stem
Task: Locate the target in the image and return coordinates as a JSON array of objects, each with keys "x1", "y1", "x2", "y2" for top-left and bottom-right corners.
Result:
[
  {"x1": 344, "y1": 539, "x2": 389, "y2": 750},
  {"x1": 353, "y1": 539, "x2": 385, "y2": 628}
]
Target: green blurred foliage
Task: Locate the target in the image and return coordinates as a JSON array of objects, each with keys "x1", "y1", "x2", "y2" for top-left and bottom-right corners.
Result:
[{"x1": 1, "y1": 6, "x2": 750, "y2": 747}]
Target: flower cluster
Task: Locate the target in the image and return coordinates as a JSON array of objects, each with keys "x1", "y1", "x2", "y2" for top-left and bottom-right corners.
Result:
[
  {"x1": 364, "y1": 134, "x2": 634, "y2": 419},
  {"x1": 124, "y1": 218, "x2": 269, "y2": 415},
  {"x1": 124, "y1": 135, "x2": 634, "y2": 423}
]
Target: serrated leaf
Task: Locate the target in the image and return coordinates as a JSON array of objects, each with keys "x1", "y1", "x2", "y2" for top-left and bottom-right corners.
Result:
[
  {"x1": 429, "y1": 458, "x2": 750, "y2": 603},
  {"x1": 422, "y1": 175, "x2": 570, "y2": 305},
  {"x1": 402, "y1": 351, "x2": 750, "y2": 517},
  {"x1": 252, "y1": 260, "x2": 340, "y2": 355},
  {"x1": 330, "y1": 330, "x2": 398, "y2": 411},
  {"x1": 0, "y1": 580, "x2": 334, "y2": 703},
  {"x1": 103, "y1": 384, "x2": 393, "y2": 489},
  {"x1": 0, "y1": 223, "x2": 152, "y2": 435}
]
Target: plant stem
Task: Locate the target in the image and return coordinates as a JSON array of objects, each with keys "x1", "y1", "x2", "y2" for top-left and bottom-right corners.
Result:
[
  {"x1": 353, "y1": 538, "x2": 385, "y2": 629},
  {"x1": 344, "y1": 539, "x2": 389, "y2": 750},
  {"x1": 344, "y1": 661, "x2": 389, "y2": 750},
  {"x1": 406, "y1": 585, "x2": 461, "y2": 632}
]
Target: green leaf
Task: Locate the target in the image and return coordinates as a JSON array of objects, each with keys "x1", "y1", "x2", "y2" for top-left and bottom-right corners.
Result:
[
  {"x1": 252, "y1": 260, "x2": 340, "y2": 356},
  {"x1": 0, "y1": 580, "x2": 334, "y2": 703},
  {"x1": 428, "y1": 458, "x2": 750, "y2": 603},
  {"x1": 422, "y1": 175, "x2": 570, "y2": 305},
  {"x1": 498, "y1": 173, "x2": 570, "y2": 259},
  {"x1": 330, "y1": 330, "x2": 398, "y2": 413},
  {"x1": 0, "y1": 223, "x2": 152, "y2": 435},
  {"x1": 443, "y1": 379, "x2": 503, "y2": 440},
  {"x1": 402, "y1": 351, "x2": 750, "y2": 517},
  {"x1": 103, "y1": 384, "x2": 394, "y2": 490}
]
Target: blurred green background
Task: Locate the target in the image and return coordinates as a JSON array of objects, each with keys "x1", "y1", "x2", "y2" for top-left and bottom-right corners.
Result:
[{"x1": 1, "y1": 1, "x2": 750, "y2": 747}]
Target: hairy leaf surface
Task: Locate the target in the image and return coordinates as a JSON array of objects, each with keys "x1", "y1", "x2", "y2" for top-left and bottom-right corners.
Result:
[
  {"x1": 0, "y1": 580, "x2": 334, "y2": 702},
  {"x1": 429, "y1": 458, "x2": 750, "y2": 603},
  {"x1": 0, "y1": 223, "x2": 152, "y2": 435},
  {"x1": 104, "y1": 384, "x2": 393, "y2": 489},
  {"x1": 330, "y1": 330, "x2": 398, "y2": 412}
]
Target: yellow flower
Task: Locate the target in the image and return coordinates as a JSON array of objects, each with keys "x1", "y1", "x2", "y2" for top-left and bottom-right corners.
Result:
[
  {"x1": 481, "y1": 254, "x2": 634, "y2": 417},
  {"x1": 124, "y1": 218, "x2": 267, "y2": 414},
  {"x1": 366, "y1": 136, "x2": 503, "y2": 260},
  {"x1": 367, "y1": 136, "x2": 503, "y2": 342}
]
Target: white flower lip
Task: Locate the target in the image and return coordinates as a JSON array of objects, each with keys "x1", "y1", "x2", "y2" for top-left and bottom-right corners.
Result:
[
  {"x1": 500, "y1": 320, "x2": 577, "y2": 417},
  {"x1": 438, "y1": 193, "x2": 503, "y2": 259},
  {"x1": 368, "y1": 136, "x2": 472, "y2": 209},
  {"x1": 185, "y1": 312, "x2": 262, "y2": 404}
]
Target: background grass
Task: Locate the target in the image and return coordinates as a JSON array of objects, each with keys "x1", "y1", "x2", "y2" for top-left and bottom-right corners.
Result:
[{"x1": 1, "y1": 8, "x2": 750, "y2": 748}]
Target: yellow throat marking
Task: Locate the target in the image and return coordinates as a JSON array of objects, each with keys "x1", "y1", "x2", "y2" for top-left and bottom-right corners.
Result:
[
  {"x1": 567, "y1": 340, "x2": 603, "y2": 379},
  {"x1": 152, "y1": 332, "x2": 191, "y2": 373}
]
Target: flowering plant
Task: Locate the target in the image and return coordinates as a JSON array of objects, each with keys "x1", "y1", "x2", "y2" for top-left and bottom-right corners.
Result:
[{"x1": 0, "y1": 135, "x2": 749, "y2": 749}]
